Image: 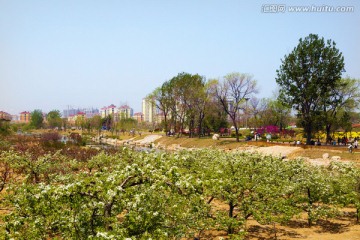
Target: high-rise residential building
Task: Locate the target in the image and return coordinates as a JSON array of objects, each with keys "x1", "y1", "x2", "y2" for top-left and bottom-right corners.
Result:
[
  {"x1": 63, "y1": 107, "x2": 99, "y2": 118},
  {"x1": 63, "y1": 108, "x2": 78, "y2": 118},
  {"x1": 107, "y1": 104, "x2": 117, "y2": 115},
  {"x1": 132, "y1": 112, "x2": 143, "y2": 123},
  {"x1": 100, "y1": 107, "x2": 107, "y2": 118},
  {"x1": 118, "y1": 105, "x2": 133, "y2": 119},
  {"x1": 142, "y1": 98, "x2": 156, "y2": 123},
  {"x1": 67, "y1": 111, "x2": 86, "y2": 125},
  {"x1": 83, "y1": 108, "x2": 99, "y2": 118},
  {"x1": 100, "y1": 104, "x2": 118, "y2": 118}
]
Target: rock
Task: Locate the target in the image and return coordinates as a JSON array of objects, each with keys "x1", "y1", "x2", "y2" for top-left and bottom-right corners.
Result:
[
  {"x1": 212, "y1": 134, "x2": 220, "y2": 140},
  {"x1": 331, "y1": 156, "x2": 341, "y2": 161},
  {"x1": 322, "y1": 153, "x2": 329, "y2": 159}
]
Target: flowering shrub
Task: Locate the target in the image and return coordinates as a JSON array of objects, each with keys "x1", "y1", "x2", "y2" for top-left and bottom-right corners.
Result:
[
  {"x1": 257, "y1": 125, "x2": 295, "y2": 138},
  {"x1": 1, "y1": 147, "x2": 360, "y2": 239},
  {"x1": 256, "y1": 125, "x2": 280, "y2": 135}
]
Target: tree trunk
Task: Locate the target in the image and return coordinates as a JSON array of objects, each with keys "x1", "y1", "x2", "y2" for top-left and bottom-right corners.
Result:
[
  {"x1": 326, "y1": 124, "x2": 332, "y2": 144},
  {"x1": 307, "y1": 187, "x2": 313, "y2": 227},
  {"x1": 163, "y1": 114, "x2": 168, "y2": 134},
  {"x1": 198, "y1": 113, "x2": 205, "y2": 139},
  {"x1": 232, "y1": 119, "x2": 240, "y2": 142},
  {"x1": 228, "y1": 201, "x2": 235, "y2": 234},
  {"x1": 104, "y1": 202, "x2": 113, "y2": 231},
  {"x1": 305, "y1": 124, "x2": 312, "y2": 145},
  {"x1": 235, "y1": 127, "x2": 240, "y2": 142},
  {"x1": 273, "y1": 222, "x2": 277, "y2": 240},
  {"x1": 90, "y1": 208, "x2": 98, "y2": 236},
  {"x1": 189, "y1": 117, "x2": 195, "y2": 138}
]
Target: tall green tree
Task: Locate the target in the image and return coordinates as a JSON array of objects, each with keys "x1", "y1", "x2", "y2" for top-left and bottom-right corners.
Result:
[
  {"x1": 276, "y1": 34, "x2": 345, "y2": 144},
  {"x1": 46, "y1": 110, "x2": 62, "y2": 129},
  {"x1": 194, "y1": 79, "x2": 216, "y2": 137},
  {"x1": 148, "y1": 81, "x2": 174, "y2": 134},
  {"x1": 30, "y1": 110, "x2": 44, "y2": 129},
  {"x1": 167, "y1": 72, "x2": 206, "y2": 137}
]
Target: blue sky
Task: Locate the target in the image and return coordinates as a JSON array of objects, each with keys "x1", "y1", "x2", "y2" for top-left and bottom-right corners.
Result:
[{"x1": 0, "y1": 0, "x2": 359, "y2": 115}]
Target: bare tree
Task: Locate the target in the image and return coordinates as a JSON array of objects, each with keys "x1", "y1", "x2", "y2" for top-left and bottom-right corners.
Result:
[
  {"x1": 248, "y1": 97, "x2": 267, "y2": 128},
  {"x1": 216, "y1": 73, "x2": 258, "y2": 142}
]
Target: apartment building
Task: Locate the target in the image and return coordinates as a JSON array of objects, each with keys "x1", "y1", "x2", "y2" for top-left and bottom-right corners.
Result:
[
  {"x1": 142, "y1": 98, "x2": 157, "y2": 123},
  {"x1": 132, "y1": 112, "x2": 143, "y2": 123},
  {"x1": 100, "y1": 104, "x2": 118, "y2": 118},
  {"x1": 118, "y1": 105, "x2": 133, "y2": 119},
  {"x1": 19, "y1": 111, "x2": 31, "y2": 123},
  {"x1": 0, "y1": 111, "x2": 12, "y2": 121},
  {"x1": 63, "y1": 107, "x2": 99, "y2": 118}
]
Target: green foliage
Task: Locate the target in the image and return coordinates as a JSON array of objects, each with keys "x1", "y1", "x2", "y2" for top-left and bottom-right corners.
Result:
[
  {"x1": 276, "y1": 34, "x2": 345, "y2": 144},
  {"x1": 4, "y1": 149, "x2": 211, "y2": 238},
  {"x1": 2, "y1": 146, "x2": 360, "y2": 238},
  {"x1": 46, "y1": 110, "x2": 62, "y2": 129},
  {"x1": 260, "y1": 98, "x2": 291, "y2": 130},
  {"x1": 340, "y1": 111, "x2": 352, "y2": 132},
  {"x1": 90, "y1": 115, "x2": 102, "y2": 133},
  {"x1": 117, "y1": 118, "x2": 137, "y2": 132},
  {"x1": 30, "y1": 109, "x2": 44, "y2": 129},
  {"x1": 149, "y1": 72, "x2": 220, "y2": 138},
  {"x1": 204, "y1": 101, "x2": 228, "y2": 133},
  {"x1": 322, "y1": 77, "x2": 360, "y2": 141},
  {"x1": 0, "y1": 121, "x2": 11, "y2": 136}
]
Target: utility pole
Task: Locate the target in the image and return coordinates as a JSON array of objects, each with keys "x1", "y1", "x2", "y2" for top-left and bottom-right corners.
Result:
[{"x1": 245, "y1": 98, "x2": 250, "y2": 129}]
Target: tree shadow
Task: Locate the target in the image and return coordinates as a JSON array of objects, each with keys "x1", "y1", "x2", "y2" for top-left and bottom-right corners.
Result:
[
  {"x1": 285, "y1": 218, "x2": 351, "y2": 234},
  {"x1": 246, "y1": 225, "x2": 303, "y2": 240},
  {"x1": 337, "y1": 210, "x2": 357, "y2": 221},
  {"x1": 285, "y1": 219, "x2": 309, "y2": 229},
  {"x1": 314, "y1": 219, "x2": 349, "y2": 234}
]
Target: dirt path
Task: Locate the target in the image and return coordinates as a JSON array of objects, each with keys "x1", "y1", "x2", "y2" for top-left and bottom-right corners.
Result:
[
  {"x1": 246, "y1": 145, "x2": 301, "y2": 158},
  {"x1": 133, "y1": 134, "x2": 162, "y2": 145}
]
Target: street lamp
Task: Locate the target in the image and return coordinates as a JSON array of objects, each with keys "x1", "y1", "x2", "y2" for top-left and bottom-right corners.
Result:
[{"x1": 245, "y1": 97, "x2": 250, "y2": 129}]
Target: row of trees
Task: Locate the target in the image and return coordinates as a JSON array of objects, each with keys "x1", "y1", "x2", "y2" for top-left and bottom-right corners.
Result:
[
  {"x1": 17, "y1": 110, "x2": 140, "y2": 135},
  {"x1": 20, "y1": 109, "x2": 65, "y2": 130},
  {"x1": 2, "y1": 147, "x2": 360, "y2": 238},
  {"x1": 149, "y1": 72, "x2": 220, "y2": 138},
  {"x1": 148, "y1": 72, "x2": 287, "y2": 141},
  {"x1": 148, "y1": 34, "x2": 359, "y2": 143}
]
